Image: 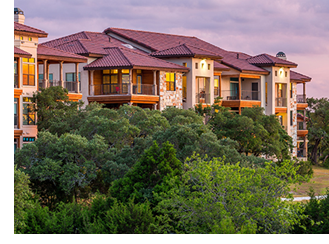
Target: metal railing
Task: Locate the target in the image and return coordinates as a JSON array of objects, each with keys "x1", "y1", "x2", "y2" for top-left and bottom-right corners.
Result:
[
  {"x1": 241, "y1": 90, "x2": 260, "y2": 100},
  {"x1": 14, "y1": 74, "x2": 18, "y2": 88},
  {"x1": 38, "y1": 80, "x2": 80, "y2": 93},
  {"x1": 64, "y1": 81, "x2": 79, "y2": 93},
  {"x1": 196, "y1": 93, "x2": 210, "y2": 104},
  {"x1": 298, "y1": 122, "x2": 306, "y2": 130},
  {"x1": 297, "y1": 94, "x2": 306, "y2": 103},
  {"x1": 133, "y1": 84, "x2": 155, "y2": 95},
  {"x1": 93, "y1": 83, "x2": 129, "y2": 95},
  {"x1": 275, "y1": 97, "x2": 287, "y2": 107},
  {"x1": 221, "y1": 90, "x2": 239, "y2": 100}
]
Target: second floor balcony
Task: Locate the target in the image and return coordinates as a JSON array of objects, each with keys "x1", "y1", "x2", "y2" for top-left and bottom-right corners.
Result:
[
  {"x1": 38, "y1": 80, "x2": 80, "y2": 93},
  {"x1": 91, "y1": 83, "x2": 157, "y2": 96},
  {"x1": 196, "y1": 92, "x2": 210, "y2": 104},
  {"x1": 220, "y1": 90, "x2": 261, "y2": 101},
  {"x1": 275, "y1": 97, "x2": 287, "y2": 107}
]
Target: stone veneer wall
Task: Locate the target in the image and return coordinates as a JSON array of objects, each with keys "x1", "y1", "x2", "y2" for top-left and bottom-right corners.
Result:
[
  {"x1": 159, "y1": 71, "x2": 183, "y2": 111},
  {"x1": 290, "y1": 82, "x2": 297, "y2": 157}
]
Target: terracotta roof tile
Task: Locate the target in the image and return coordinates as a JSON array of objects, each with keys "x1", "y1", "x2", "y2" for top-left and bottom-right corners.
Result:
[
  {"x1": 290, "y1": 70, "x2": 312, "y2": 82},
  {"x1": 84, "y1": 47, "x2": 189, "y2": 71},
  {"x1": 214, "y1": 61, "x2": 230, "y2": 71},
  {"x1": 229, "y1": 51, "x2": 252, "y2": 60},
  {"x1": 105, "y1": 28, "x2": 269, "y2": 74},
  {"x1": 14, "y1": 46, "x2": 32, "y2": 57},
  {"x1": 37, "y1": 45, "x2": 87, "y2": 62},
  {"x1": 247, "y1": 53, "x2": 298, "y2": 67},
  {"x1": 150, "y1": 43, "x2": 222, "y2": 59},
  {"x1": 14, "y1": 22, "x2": 48, "y2": 36}
]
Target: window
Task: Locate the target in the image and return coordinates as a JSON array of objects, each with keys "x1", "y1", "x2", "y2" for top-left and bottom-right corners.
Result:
[
  {"x1": 201, "y1": 63, "x2": 204, "y2": 69},
  {"x1": 66, "y1": 72, "x2": 80, "y2": 82},
  {"x1": 275, "y1": 71, "x2": 277, "y2": 76},
  {"x1": 14, "y1": 98, "x2": 18, "y2": 128},
  {"x1": 290, "y1": 111, "x2": 293, "y2": 126},
  {"x1": 23, "y1": 97, "x2": 35, "y2": 125},
  {"x1": 166, "y1": 73, "x2": 176, "y2": 91},
  {"x1": 121, "y1": 69, "x2": 130, "y2": 93},
  {"x1": 214, "y1": 78, "x2": 219, "y2": 96},
  {"x1": 285, "y1": 71, "x2": 287, "y2": 77},
  {"x1": 20, "y1": 36, "x2": 23, "y2": 40},
  {"x1": 183, "y1": 75, "x2": 187, "y2": 99},
  {"x1": 208, "y1": 64, "x2": 211, "y2": 70},
  {"x1": 14, "y1": 58, "x2": 18, "y2": 88},
  {"x1": 22, "y1": 58, "x2": 35, "y2": 86},
  {"x1": 195, "y1": 63, "x2": 198, "y2": 69},
  {"x1": 66, "y1": 72, "x2": 81, "y2": 92},
  {"x1": 183, "y1": 62, "x2": 187, "y2": 67},
  {"x1": 102, "y1": 70, "x2": 118, "y2": 94},
  {"x1": 28, "y1": 37, "x2": 32, "y2": 41},
  {"x1": 265, "y1": 82, "x2": 268, "y2": 105},
  {"x1": 290, "y1": 83, "x2": 293, "y2": 98}
]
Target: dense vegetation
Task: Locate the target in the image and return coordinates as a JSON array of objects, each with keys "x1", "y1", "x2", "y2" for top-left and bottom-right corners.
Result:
[{"x1": 14, "y1": 87, "x2": 327, "y2": 234}]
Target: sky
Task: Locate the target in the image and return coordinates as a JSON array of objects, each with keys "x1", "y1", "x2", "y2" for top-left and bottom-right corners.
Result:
[{"x1": 13, "y1": 0, "x2": 329, "y2": 98}]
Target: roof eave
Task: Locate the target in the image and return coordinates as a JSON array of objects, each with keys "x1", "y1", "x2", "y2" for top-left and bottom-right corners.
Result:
[
  {"x1": 37, "y1": 54, "x2": 87, "y2": 63},
  {"x1": 14, "y1": 30, "x2": 48, "y2": 38},
  {"x1": 83, "y1": 65, "x2": 133, "y2": 71},
  {"x1": 14, "y1": 53, "x2": 32, "y2": 58}
]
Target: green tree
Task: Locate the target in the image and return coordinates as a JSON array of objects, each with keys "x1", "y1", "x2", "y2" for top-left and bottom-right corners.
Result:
[
  {"x1": 110, "y1": 141, "x2": 182, "y2": 205},
  {"x1": 156, "y1": 156, "x2": 306, "y2": 234},
  {"x1": 14, "y1": 165, "x2": 34, "y2": 233},
  {"x1": 306, "y1": 97, "x2": 329, "y2": 165},
  {"x1": 31, "y1": 86, "x2": 83, "y2": 132}
]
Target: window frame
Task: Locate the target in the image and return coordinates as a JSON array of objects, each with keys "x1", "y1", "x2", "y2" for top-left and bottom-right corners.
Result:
[
  {"x1": 166, "y1": 73, "x2": 176, "y2": 91},
  {"x1": 22, "y1": 58, "x2": 35, "y2": 86}
]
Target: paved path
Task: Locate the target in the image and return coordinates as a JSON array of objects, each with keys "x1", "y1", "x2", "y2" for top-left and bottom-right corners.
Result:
[{"x1": 281, "y1": 195, "x2": 327, "y2": 201}]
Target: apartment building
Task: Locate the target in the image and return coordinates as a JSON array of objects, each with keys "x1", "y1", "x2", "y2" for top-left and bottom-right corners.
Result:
[
  {"x1": 14, "y1": 8, "x2": 87, "y2": 150},
  {"x1": 38, "y1": 25, "x2": 311, "y2": 160}
]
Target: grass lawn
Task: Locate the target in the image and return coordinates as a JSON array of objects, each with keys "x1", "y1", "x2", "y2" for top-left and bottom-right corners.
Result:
[{"x1": 290, "y1": 166, "x2": 329, "y2": 197}]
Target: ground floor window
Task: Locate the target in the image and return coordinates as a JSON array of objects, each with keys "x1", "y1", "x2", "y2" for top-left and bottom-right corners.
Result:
[{"x1": 166, "y1": 73, "x2": 175, "y2": 91}]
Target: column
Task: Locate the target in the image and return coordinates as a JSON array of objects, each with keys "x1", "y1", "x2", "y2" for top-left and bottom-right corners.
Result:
[
  {"x1": 129, "y1": 69, "x2": 133, "y2": 95},
  {"x1": 153, "y1": 103, "x2": 158, "y2": 110},
  {"x1": 59, "y1": 61, "x2": 64, "y2": 87},
  {"x1": 75, "y1": 63, "x2": 79, "y2": 93},
  {"x1": 303, "y1": 82, "x2": 306, "y2": 102},
  {"x1": 43, "y1": 60, "x2": 48, "y2": 88},
  {"x1": 153, "y1": 70, "x2": 157, "y2": 95},
  {"x1": 90, "y1": 70, "x2": 94, "y2": 96},
  {"x1": 238, "y1": 75, "x2": 241, "y2": 100}
]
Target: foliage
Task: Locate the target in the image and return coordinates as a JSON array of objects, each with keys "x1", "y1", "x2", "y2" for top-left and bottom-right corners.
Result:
[
  {"x1": 292, "y1": 188, "x2": 329, "y2": 234},
  {"x1": 14, "y1": 165, "x2": 34, "y2": 233},
  {"x1": 14, "y1": 131, "x2": 112, "y2": 207},
  {"x1": 306, "y1": 97, "x2": 329, "y2": 165},
  {"x1": 31, "y1": 86, "x2": 83, "y2": 132},
  {"x1": 110, "y1": 141, "x2": 182, "y2": 205},
  {"x1": 156, "y1": 156, "x2": 306, "y2": 234}
]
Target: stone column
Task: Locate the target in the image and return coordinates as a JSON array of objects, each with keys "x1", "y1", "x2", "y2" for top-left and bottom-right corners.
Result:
[{"x1": 153, "y1": 70, "x2": 157, "y2": 95}]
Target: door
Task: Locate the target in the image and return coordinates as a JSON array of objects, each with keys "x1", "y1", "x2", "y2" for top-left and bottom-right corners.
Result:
[
  {"x1": 230, "y1": 83, "x2": 239, "y2": 99},
  {"x1": 252, "y1": 82, "x2": 258, "y2": 100}
]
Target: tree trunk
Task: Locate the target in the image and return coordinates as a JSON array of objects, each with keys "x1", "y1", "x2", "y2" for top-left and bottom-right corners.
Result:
[{"x1": 312, "y1": 139, "x2": 320, "y2": 165}]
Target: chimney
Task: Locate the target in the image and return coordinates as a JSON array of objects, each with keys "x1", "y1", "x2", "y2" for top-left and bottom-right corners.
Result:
[{"x1": 14, "y1": 8, "x2": 25, "y2": 24}]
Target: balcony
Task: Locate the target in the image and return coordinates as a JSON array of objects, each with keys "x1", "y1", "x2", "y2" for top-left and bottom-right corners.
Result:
[
  {"x1": 297, "y1": 94, "x2": 308, "y2": 110},
  {"x1": 275, "y1": 97, "x2": 287, "y2": 107},
  {"x1": 196, "y1": 93, "x2": 210, "y2": 104},
  {"x1": 133, "y1": 84, "x2": 156, "y2": 95},
  {"x1": 221, "y1": 90, "x2": 260, "y2": 101},
  {"x1": 38, "y1": 80, "x2": 80, "y2": 93},
  {"x1": 94, "y1": 83, "x2": 129, "y2": 95}
]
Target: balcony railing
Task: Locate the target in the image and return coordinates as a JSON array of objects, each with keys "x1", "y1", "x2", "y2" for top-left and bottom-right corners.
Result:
[
  {"x1": 196, "y1": 93, "x2": 210, "y2": 104},
  {"x1": 221, "y1": 90, "x2": 260, "y2": 101},
  {"x1": 93, "y1": 83, "x2": 129, "y2": 95},
  {"x1": 297, "y1": 148, "x2": 306, "y2": 158},
  {"x1": 38, "y1": 80, "x2": 80, "y2": 93},
  {"x1": 297, "y1": 94, "x2": 306, "y2": 103},
  {"x1": 14, "y1": 74, "x2": 18, "y2": 88},
  {"x1": 275, "y1": 97, "x2": 287, "y2": 107},
  {"x1": 133, "y1": 84, "x2": 155, "y2": 95}
]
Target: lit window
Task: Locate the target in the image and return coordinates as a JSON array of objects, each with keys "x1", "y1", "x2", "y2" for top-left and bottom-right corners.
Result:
[
  {"x1": 275, "y1": 71, "x2": 277, "y2": 76},
  {"x1": 265, "y1": 82, "x2": 268, "y2": 105},
  {"x1": 23, "y1": 97, "x2": 35, "y2": 125},
  {"x1": 22, "y1": 58, "x2": 35, "y2": 86},
  {"x1": 201, "y1": 63, "x2": 204, "y2": 69},
  {"x1": 137, "y1": 70, "x2": 142, "y2": 74},
  {"x1": 183, "y1": 63, "x2": 187, "y2": 67},
  {"x1": 214, "y1": 78, "x2": 219, "y2": 96},
  {"x1": 29, "y1": 37, "x2": 32, "y2": 41},
  {"x1": 111, "y1": 69, "x2": 118, "y2": 74},
  {"x1": 20, "y1": 36, "x2": 23, "y2": 40},
  {"x1": 195, "y1": 63, "x2": 198, "y2": 69},
  {"x1": 183, "y1": 76, "x2": 187, "y2": 99},
  {"x1": 121, "y1": 69, "x2": 129, "y2": 74},
  {"x1": 208, "y1": 64, "x2": 211, "y2": 70},
  {"x1": 166, "y1": 73, "x2": 176, "y2": 91}
]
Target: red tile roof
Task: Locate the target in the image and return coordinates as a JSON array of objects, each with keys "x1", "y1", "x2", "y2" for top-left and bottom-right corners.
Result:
[
  {"x1": 37, "y1": 45, "x2": 87, "y2": 62},
  {"x1": 14, "y1": 22, "x2": 48, "y2": 37},
  {"x1": 229, "y1": 51, "x2": 252, "y2": 60},
  {"x1": 214, "y1": 61, "x2": 230, "y2": 71},
  {"x1": 247, "y1": 53, "x2": 298, "y2": 68},
  {"x1": 105, "y1": 27, "x2": 269, "y2": 74},
  {"x1": 84, "y1": 47, "x2": 189, "y2": 71},
  {"x1": 290, "y1": 70, "x2": 312, "y2": 82},
  {"x1": 41, "y1": 31, "x2": 143, "y2": 56},
  {"x1": 14, "y1": 46, "x2": 32, "y2": 57},
  {"x1": 150, "y1": 43, "x2": 222, "y2": 59}
]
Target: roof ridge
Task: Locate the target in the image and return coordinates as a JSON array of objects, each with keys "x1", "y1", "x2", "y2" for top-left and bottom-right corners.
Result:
[
  {"x1": 116, "y1": 48, "x2": 133, "y2": 67},
  {"x1": 76, "y1": 39, "x2": 90, "y2": 54},
  {"x1": 184, "y1": 43, "x2": 221, "y2": 56},
  {"x1": 42, "y1": 31, "x2": 90, "y2": 45},
  {"x1": 38, "y1": 44, "x2": 87, "y2": 59},
  {"x1": 106, "y1": 27, "x2": 197, "y2": 39},
  {"x1": 151, "y1": 43, "x2": 190, "y2": 54},
  {"x1": 119, "y1": 47, "x2": 188, "y2": 68}
]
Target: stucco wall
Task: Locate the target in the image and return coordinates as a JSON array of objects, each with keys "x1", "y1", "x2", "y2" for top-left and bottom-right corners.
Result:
[{"x1": 159, "y1": 71, "x2": 183, "y2": 111}]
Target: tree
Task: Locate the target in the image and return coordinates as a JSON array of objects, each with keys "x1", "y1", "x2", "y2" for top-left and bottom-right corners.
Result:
[
  {"x1": 31, "y1": 86, "x2": 83, "y2": 132},
  {"x1": 306, "y1": 97, "x2": 329, "y2": 165},
  {"x1": 14, "y1": 165, "x2": 34, "y2": 233},
  {"x1": 156, "y1": 156, "x2": 306, "y2": 234},
  {"x1": 110, "y1": 141, "x2": 182, "y2": 205}
]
